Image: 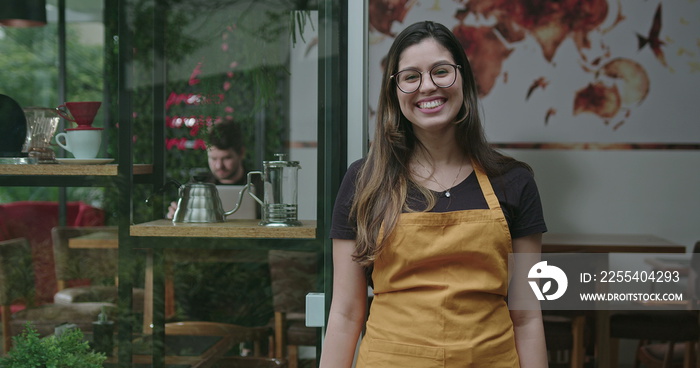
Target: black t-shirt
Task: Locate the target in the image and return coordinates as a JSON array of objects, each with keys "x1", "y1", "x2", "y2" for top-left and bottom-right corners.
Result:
[{"x1": 330, "y1": 158, "x2": 547, "y2": 240}]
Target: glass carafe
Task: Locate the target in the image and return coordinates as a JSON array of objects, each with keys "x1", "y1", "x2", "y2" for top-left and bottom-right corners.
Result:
[
  {"x1": 248, "y1": 153, "x2": 302, "y2": 226},
  {"x1": 23, "y1": 107, "x2": 60, "y2": 164}
]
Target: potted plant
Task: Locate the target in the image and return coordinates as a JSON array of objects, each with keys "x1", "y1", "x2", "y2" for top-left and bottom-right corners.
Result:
[{"x1": 0, "y1": 323, "x2": 106, "y2": 368}]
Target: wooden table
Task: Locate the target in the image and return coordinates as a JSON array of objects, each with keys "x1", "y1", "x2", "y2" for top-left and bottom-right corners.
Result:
[
  {"x1": 541, "y1": 233, "x2": 686, "y2": 368},
  {"x1": 68, "y1": 231, "x2": 118, "y2": 249},
  {"x1": 0, "y1": 163, "x2": 152, "y2": 176},
  {"x1": 69, "y1": 222, "x2": 317, "y2": 334},
  {"x1": 68, "y1": 234, "x2": 271, "y2": 367},
  {"x1": 130, "y1": 219, "x2": 316, "y2": 238}
]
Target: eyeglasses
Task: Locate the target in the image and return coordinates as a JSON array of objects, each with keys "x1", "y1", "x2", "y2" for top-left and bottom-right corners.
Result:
[{"x1": 390, "y1": 63, "x2": 461, "y2": 94}]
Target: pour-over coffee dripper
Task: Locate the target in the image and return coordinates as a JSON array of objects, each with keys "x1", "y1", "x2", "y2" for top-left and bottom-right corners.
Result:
[
  {"x1": 56, "y1": 101, "x2": 101, "y2": 129},
  {"x1": 23, "y1": 107, "x2": 60, "y2": 164}
]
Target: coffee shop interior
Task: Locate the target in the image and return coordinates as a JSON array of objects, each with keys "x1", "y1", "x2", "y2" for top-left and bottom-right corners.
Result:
[{"x1": 1, "y1": 0, "x2": 699, "y2": 367}]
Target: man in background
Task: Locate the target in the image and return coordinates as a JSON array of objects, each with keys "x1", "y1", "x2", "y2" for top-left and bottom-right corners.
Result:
[
  {"x1": 203, "y1": 119, "x2": 248, "y2": 185},
  {"x1": 165, "y1": 119, "x2": 272, "y2": 344},
  {"x1": 167, "y1": 119, "x2": 248, "y2": 218}
]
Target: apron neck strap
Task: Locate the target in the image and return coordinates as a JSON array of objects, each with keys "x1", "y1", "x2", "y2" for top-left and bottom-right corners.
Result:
[{"x1": 473, "y1": 164, "x2": 500, "y2": 210}]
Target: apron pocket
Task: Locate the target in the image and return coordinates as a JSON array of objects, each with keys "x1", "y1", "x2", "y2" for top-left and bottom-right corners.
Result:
[{"x1": 366, "y1": 338, "x2": 445, "y2": 368}]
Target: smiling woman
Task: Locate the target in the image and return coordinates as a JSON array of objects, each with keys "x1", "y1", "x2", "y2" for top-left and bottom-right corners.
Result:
[
  {"x1": 320, "y1": 21, "x2": 548, "y2": 368},
  {"x1": 393, "y1": 38, "x2": 465, "y2": 137}
]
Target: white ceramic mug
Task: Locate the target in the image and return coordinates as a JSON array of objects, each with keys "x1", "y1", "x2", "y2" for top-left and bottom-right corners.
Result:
[{"x1": 55, "y1": 129, "x2": 102, "y2": 159}]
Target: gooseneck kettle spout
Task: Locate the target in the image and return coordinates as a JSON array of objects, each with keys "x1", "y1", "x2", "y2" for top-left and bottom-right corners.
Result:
[{"x1": 223, "y1": 178, "x2": 255, "y2": 216}]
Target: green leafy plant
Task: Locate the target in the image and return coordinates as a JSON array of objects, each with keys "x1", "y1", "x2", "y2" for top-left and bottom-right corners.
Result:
[{"x1": 0, "y1": 323, "x2": 106, "y2": 368}]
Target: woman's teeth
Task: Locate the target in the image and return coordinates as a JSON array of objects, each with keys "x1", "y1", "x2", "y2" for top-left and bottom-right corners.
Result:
[{"x1": 418, "y1": 100, "x2": 444, "y2": 109}]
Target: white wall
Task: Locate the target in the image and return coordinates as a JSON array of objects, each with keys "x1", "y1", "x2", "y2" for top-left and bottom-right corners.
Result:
[
  {"x1": 519, "y1": 147, "x2": 700, "y2": 365},
  {"x1": 345, "y1": 0, "x2": 700, "y2": 251},
  {"x1": 345, "y1": 0, "x2": 699, "y2": 249},
  {"x1": 504, "y1": 149, "x2": 700, "y2": 251},
  {"x1": 346, "y1": 0, "x2": 368, "y2": 163},
  {"x1": 289, "y1": 11, "x2": 319, "y2": 221}
]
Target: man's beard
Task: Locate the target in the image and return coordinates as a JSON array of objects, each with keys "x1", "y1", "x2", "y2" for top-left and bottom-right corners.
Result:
[{"x1": 217, "y1": 163, "x2": 242, "y2": 182}]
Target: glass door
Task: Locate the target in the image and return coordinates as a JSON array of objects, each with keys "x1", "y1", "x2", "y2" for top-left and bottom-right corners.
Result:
[{"x1": 122, "y1": 0, "x2": 346, "y2": 367}]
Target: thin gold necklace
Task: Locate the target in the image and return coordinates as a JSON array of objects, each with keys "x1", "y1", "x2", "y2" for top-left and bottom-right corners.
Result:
[{"x1": 415, "y1": 157, "x2": 464, "y2": 198}]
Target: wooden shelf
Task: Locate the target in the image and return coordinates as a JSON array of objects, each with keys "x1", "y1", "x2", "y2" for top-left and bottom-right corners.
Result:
[
  {"x1": 131, "y1": 219, "x2": 317, "y2": 239},
  {"x1": 542, "y1": 233, "x2": 686, "y2": 253},
  {"x1": 0, "y1": 164, "x2": 153, "y2": 176}
]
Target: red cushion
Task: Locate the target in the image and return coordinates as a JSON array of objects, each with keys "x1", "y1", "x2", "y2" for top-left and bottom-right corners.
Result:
[{"x1": 0, "y1": 201, "x2": 105, "y2": 304}]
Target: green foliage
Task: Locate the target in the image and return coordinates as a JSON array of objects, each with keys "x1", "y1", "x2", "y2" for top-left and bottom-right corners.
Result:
[
  {"x1": 0, "y1": 323, "x2": 106, "y2": 368},
  {"x1": 0, "y1": 25, "x2": 102, "y2": 110},
  {"x1": 0, "y1": 187, "x2": 57, "y2": 203},
  {"x1": 290, "y1": 10, "x2": 315, "y2": 45},
  {"x1": 0, "y1": 26, "x2": 58, "y2": 107},
  {"x1": 173, "y1": 259, "x2": 273, "y2": 327},
  {"x1": 0, "y1": 21, "x2": 106, "y2": 205}
]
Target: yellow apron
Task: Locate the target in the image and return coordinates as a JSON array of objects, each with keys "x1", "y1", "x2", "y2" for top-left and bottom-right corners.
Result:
[{"x1": 355, "y1": 166, "x2": 518, "y2": 368}]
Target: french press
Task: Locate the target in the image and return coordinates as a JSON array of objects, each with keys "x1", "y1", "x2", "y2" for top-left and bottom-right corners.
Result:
[{"x1": 246, "y1": 153, "x2": 302, "y2": 226}]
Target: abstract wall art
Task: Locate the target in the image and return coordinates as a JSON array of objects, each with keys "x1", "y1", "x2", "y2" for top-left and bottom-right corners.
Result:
[{"x1": 368, "y1": 0, "x2": 700, "y2": 149}]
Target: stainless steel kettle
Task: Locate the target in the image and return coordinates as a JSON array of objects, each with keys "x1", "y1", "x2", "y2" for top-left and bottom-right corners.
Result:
[{"x1": 152, "y1": 178, "x2": 250, "y2": 223}]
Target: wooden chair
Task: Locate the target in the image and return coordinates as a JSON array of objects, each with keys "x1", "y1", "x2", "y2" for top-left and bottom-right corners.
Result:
[
  {"x1": 543, "y1": 311, "x2": 587, "y2": 368},
  {"x1": 0, "y1": 237, "x2": 116, "y2": 354},
  {"x1": 636, "y1": 341, "x2": 695, "y2": 368},
  {"x1": 541, "y1": 253, "x2": 593, "y2": 368},
  {"x1": 165, "y1": 321, "x2": 271, "y2": 357},
  {"x1": 268, "y1": 250, "x2": 319, "y2": 368},
  {"x1": 163, "y1": 321, "x2": 272, "y2": 368},
  {"x1": 610, "y1": 311, "x2": 698, "y2": 368},
  {"x1": 609, "y1": 241, "x2": 700, "y2": 368},
  {"x1": 51, "y1": 226, "x2": 145, "y2": 312}
]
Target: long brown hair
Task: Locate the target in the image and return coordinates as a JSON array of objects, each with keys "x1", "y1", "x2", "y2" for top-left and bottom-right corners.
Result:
[{"x1": 351, "y1": 21, "x2": 528, "y2": 266}]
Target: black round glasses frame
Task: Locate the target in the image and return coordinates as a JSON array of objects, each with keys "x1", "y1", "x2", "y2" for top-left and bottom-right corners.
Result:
[{"x1": 390, "y1": 63, "x2": 462, "y2": 94}]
